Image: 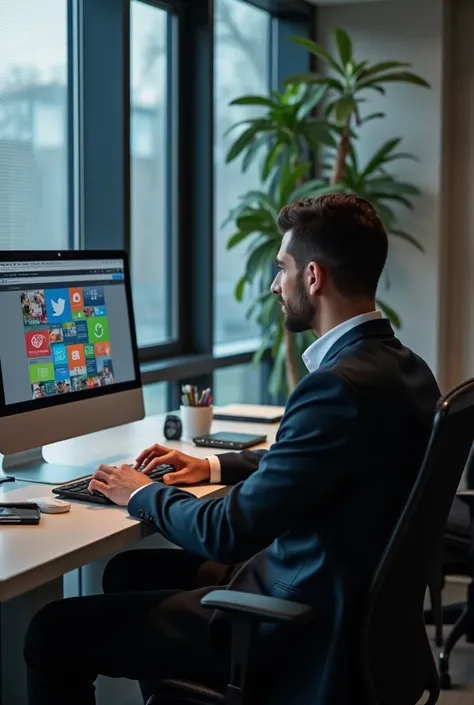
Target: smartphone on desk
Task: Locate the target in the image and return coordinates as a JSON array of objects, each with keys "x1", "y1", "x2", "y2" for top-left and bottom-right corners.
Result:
[
  {"x1": 0, "y1": 503, "x2": 41, "y2": 524},
  {"x1": 193, "y1": 431, "x2": 267, "y2": 450}
]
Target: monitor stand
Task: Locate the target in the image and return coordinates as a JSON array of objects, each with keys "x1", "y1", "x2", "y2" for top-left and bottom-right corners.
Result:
[
  {"x1": 1, "y1": 448, "x2": 94, "y2": 485},
  {"x1": 0, "y1": 467, "x2": 14, "y2": 485}
]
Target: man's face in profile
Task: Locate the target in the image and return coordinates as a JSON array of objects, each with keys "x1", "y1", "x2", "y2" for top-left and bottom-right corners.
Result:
[{"x1": 271, "y1": 232, "x2": 316, "y2": 333}]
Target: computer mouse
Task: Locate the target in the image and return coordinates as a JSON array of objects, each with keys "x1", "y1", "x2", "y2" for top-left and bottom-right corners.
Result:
[{"x1": 27, "y1": 497, "x2": 71, "y2": 514}]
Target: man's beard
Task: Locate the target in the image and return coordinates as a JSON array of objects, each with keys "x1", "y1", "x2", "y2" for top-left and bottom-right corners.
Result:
[{"x1": 281, "y1": 273, "x2": 316, "y2": 333}]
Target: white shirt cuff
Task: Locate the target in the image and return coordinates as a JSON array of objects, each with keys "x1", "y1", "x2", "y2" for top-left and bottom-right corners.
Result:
[
  {"x1": 129, "y1": 458, "x2": 221, "y2": 501},
  {"x1": 129, "y1": 485, "x2": 149, "y2": 501},
  {"x1": 207, "y1": 455, "x2": 221, "y2": 484}
]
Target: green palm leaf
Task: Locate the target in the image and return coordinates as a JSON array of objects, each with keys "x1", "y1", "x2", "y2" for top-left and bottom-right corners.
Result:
[
  {"x1": 241, "y1": 134, "x2": 268, "y2": 173},
  {"x1": 360, "y1": 138, "x2": 402, "y2": 177},
  {"x1": 390, "y1": 229, "x2": 424, "y2": 252},
  {"x1": 296, "y1": 85, "x2": 327, "y2": 119},
  {"x1": 230, "y1": 95, "x2": 279, "y2": 108},
  {"x1": 357, "y1": 61, "x2": 412, "y2": 81},
  {"x1": 289, "y1": 36, "x2": 344, "y2": 75},
  {"x1": 225, "y1": 122, "x2": 264, "y2": 163},
  {"x1": 334, "y1": 27, "x2": 353, "y2": 67},
  {"x1": 333, "y1": 96, "x2": 357, "y2": 125},
  {"x1": 376, "y1": 298, "x2": 401, "y2": 328},
  {"x1": 227, "y1": 230, "x2": 256, "y2": 250},
  {"x1": 359, "y1": 71, "x2": 431, "y2": 90}
]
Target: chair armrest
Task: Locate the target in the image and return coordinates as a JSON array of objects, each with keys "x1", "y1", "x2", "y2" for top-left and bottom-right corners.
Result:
[
  {"x1": 148, "y1": 592, "x2": 314, "y2": 705},
  {"x1": 457, "y1": 491, "x2": 474, "y2": 507},
  {"x1": 200, "y1": 589, "x2": 314, "y2": 624},
  {"x1": 456, "y1": 492, "x2": 474, "y2": 523}
]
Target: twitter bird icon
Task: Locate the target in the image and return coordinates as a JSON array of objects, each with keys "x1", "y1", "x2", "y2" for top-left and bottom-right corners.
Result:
[
  {"x1": 46, "y1": 289, "x2": 71, "y2": 323},
  {"x1": 51, "y1": 298, "x2": 66, "y2": 317}
]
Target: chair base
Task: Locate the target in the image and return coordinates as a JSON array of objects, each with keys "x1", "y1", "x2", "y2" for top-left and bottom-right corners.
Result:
[{"x1": 438, "y1": 584, "x2": 474, "y2": 689}]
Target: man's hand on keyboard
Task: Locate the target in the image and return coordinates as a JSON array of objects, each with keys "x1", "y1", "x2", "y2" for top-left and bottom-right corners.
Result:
[
  {"x1": 88, "y1": 465, "x2": 152, "y2": 506},
  {"x1": 134, "y1": 444, "x2": 210, "y2": 486}
]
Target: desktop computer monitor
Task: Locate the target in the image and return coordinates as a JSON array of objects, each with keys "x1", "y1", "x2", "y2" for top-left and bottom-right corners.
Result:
[{"x1": 0, "y1": 251, "x2": 144, "y2": 484}]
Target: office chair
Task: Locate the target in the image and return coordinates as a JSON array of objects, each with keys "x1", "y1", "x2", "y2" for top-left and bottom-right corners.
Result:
[{"x1": 147, "y1": 379, "x2": 474, "y2": 705}]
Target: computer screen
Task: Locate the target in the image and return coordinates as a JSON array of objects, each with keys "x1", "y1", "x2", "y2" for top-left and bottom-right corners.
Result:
[{"x1": 0, "y1": 254, "x2": 140, "y2": 414}]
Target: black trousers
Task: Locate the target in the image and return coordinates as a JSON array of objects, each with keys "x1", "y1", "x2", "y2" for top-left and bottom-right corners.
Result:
[{"x1": 24, "y1": 549, "x2": 231, "y2": 705}]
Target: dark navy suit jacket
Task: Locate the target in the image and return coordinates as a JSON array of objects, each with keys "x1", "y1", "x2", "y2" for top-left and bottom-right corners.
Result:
[{"x1": 129, "y1": 319, "x2": 440, "y2": 704}]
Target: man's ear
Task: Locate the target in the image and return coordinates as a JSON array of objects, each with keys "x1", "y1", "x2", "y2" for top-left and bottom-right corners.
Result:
[{"x1": 307, "y1": 261, "x2": 323, "y2": 296}]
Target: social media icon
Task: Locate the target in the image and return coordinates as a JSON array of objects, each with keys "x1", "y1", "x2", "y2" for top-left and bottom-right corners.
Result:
[
  {"x1": 69, "y1": 288, "x2": 84, "y2": 313},
  {"x1": 67, "y1": 345, "x2": 85, "y2": 368},
  {"x1": 87, "y1": 316, "x2": 109, "y2": 343},
  {"x1": 31, "y1": 333, "x2": 46, "y2": 349},
  {"x1": 83, "y1": 286, "x2": 105, "y2": 307},
  {"x1": 51, "y1": 298, "x2": 65, "y2": 317},
  {"x1": 25, "y1": 331, "x2": 50, "y2": 358},
  {"x1": 94, "y1": 342, "x2": 111, "y2": 357},
  {"x1": 52, "y1": 344, "x2": 67, "y2": 366},
  {"x1": 29, "y1": 362, "x2": 54, "y2": 384},
  {"x1": 45, "y1": 289, "x2": 71, "y2": 323}
]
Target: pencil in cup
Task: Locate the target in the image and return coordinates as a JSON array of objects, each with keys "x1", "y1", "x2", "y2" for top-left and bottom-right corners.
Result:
[
  {"x1": 180, "y1": 386, "x2": 212, "y2": 438},
  {"x1": 180, "y1": 385, "x2": 212, "y2": 407}
]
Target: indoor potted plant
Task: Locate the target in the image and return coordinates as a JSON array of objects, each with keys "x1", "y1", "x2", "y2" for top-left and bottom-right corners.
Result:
[{"x1": 223, "y1": 27, "x2": 430, "y2": 398}]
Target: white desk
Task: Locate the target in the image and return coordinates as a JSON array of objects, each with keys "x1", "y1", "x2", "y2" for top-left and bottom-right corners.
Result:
[{"x1": 0, "y1": 413, "x2": 275, "y2": 705}]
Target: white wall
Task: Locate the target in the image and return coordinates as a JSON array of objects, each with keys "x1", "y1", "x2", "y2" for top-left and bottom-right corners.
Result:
[
  {"x1": 441, "y1": 0, "x2": 474, "y2": 388},
  {"x1": 316, "y1": 0, "x2": 447, "y2": 379}
]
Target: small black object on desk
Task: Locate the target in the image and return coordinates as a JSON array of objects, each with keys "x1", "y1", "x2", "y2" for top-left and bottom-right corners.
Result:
[{"x1": 163, "y1": 414, "x2": 182, "y2": 441}]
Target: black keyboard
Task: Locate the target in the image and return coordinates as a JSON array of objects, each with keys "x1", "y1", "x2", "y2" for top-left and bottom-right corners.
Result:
[{"x1": 52, "y1": 464, "x2": 175, "y2": 505}]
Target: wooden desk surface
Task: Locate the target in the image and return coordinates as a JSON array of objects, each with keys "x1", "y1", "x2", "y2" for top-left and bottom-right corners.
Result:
[{"x1": 0, "y1": 413, "x2": 276, "y2": 602}]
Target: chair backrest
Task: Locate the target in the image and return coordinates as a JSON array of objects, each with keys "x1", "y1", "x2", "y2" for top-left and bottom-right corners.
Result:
[{"x1": 359, "y1": 378, "x2": 474, "y2": 705}]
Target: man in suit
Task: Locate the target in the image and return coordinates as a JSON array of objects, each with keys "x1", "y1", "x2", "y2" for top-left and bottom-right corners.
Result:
[{"x1": 24, "y1": 194, "x2": 440, "y2": 705}]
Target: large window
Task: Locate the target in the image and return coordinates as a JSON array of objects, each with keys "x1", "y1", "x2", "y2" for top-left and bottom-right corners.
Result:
[
  {"x1": 213, "y1": 0, "x2": 271, "y2": 348},
  {"x1": 0, "y1": 0, "x2": 69, "y2": 249},
  {"x1": 0, "y1": 0, "x2": 311, "y2": 408},
  {"x1": 214, "y1": 363, "x2": 262, "y2": 405},
  {"x1": 130, "y1": 2, "x2": 173, "y2": 348},
  {"x1": 143, "y1": 381, "x2": 168, "y2": 416}
]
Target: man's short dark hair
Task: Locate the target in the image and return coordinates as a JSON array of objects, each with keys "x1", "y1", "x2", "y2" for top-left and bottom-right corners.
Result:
[{"x1": 277, "y1": 194, "x2": 388, "y2": 300}]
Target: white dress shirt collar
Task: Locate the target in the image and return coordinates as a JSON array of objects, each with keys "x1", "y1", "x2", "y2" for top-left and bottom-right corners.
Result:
[{"x1": 302, "y1": 310, "x2": 383, "y2": 373}]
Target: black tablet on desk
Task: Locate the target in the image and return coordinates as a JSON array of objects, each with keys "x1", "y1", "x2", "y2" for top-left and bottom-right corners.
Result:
[{"x1": 193, "y1": 432, "x2": 267, "y2": 450}]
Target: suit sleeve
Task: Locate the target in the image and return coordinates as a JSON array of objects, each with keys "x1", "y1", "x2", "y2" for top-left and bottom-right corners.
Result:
[
  {"x1": 128, "y1": 371, "x2": 359, "y2": 563},
  {"x1": 216, "y1": 448, "x2": 267, "y2": 485}
]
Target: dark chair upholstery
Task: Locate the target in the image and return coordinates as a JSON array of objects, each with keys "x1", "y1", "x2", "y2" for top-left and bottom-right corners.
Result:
[
  {"x1": 148, "y1": 379, "x2": 474, "y2": 705},
  {"x1": 426, "y1": 496, "x2": 471, "y2": 650},
  {"x1": 427, "y1": 465, "x2": 474, "y2": 689}
]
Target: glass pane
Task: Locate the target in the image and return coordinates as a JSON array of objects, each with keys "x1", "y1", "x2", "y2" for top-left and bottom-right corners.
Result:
[
  {"x1": 214, "y1": 0, "x2": 271, "y2": 346},
  {"x1": 130, "y1": 2, "x2": 171, "y2": 347},
  {"x1": 0, "y1": 0, "x2": 69, "y2": 249},
  {"x1": 214, "y1": 363, "x2": 262, "y2": 405},
  {"x1": 143, "y1": 382, "x2": 168, "y2": 416}
]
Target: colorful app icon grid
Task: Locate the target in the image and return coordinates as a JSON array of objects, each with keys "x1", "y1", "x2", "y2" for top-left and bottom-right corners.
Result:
[{"x1": 20, "y1": 286, "x2": 115, "y2": 399}]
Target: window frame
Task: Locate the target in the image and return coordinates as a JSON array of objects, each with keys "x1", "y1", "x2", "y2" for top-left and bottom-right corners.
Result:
[{"x1": 129, "y1": 1, "x2": 180, "y2": 358}]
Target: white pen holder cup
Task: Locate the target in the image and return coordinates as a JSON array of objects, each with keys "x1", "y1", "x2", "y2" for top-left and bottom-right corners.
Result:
[{"x1": 180, "y1": 405, "x2": 213, "y2": 440}]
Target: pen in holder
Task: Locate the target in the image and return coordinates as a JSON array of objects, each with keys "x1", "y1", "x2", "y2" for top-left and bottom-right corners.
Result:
[{"x1": 180, "y1": 385, "x2": 213, "y2": 440}]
